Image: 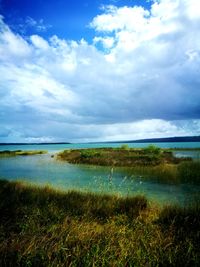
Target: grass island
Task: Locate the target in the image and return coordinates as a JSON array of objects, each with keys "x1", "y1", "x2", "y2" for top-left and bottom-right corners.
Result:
[{"x1": 57, "y1": 145, "x2": 191, "y2": 166}]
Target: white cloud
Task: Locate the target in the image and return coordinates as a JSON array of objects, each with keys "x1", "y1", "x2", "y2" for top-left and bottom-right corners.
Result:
[
  {"x1": 92, "y1": 119, "x2": 200, "y2": 142},
  {"x1": 0, "y1": 23, "x2": 31, "y2": 59},
  {"x1": 25, "y1": 16, "x2": 51, "y2": 32},
  {"x1": 0, "y1": 0, "x2": 200, "y2": 142},
  {"x1": 30, "y1": 35, "x2": 49, "y2": 50},
  {"x1": 91, "y1": 5, "x2": 150, "y2": 32}
]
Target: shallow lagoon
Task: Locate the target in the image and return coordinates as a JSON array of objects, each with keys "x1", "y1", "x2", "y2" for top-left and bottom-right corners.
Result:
[{"x1": 0, "y1": 147, "x2": 199, "y2": 206}]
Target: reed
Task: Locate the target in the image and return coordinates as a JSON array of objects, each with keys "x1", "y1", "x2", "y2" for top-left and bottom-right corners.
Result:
[
  {"x1": 178, "y1": 161, "x2": 200, "y2": 184},
  {"x1": 0, "y1": 179, "x2": 199, "y2": 266}
]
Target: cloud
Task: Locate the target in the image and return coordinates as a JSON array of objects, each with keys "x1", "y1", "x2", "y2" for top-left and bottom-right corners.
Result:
[
  {"x1": 8, "y1": 16, "x2": 52, "y2": 36},
  {"x1": 0, "y1": 0, "x2": 200, "y2": 142},
  {"x1": 30, "y1": 35, "x2": 49, "y2": 50},
  {"x1": 91, "y1": 5, "x2": 150, "y2": 33},
  {"x1": 1, "y1": 119, "x2": 199, "y2": 143},
  {"x1": 25, "y1": 16, "x2": 51, "y2": 32}
]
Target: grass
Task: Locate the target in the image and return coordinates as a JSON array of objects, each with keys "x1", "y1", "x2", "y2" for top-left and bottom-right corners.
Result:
[
  {"x1": 178, "y1": 161, "x2": 200, "y2": 184},
  {"x1": 0, "y1": 179, "x2": 199, "y2": 266},
  {"x1": 0, "y1": 150, "x2": 47, "y2": 157},
  {"x1": 57, "y1": 146, "x2": 189, "y2": 167},
  {"x1": 125, "y1": 164, "x2": 178, "y2": 183},
  {"x1": 124, "y1": 161, "x2": 200, "y2": 184}
]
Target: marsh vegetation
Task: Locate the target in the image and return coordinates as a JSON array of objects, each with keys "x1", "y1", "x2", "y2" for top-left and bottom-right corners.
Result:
[
  {"x1": 57, "y1": 145, "x2": 190, "y2": 166},
  {"x1": 0, "y1": 180, "x2": 199, "y2": 266}
]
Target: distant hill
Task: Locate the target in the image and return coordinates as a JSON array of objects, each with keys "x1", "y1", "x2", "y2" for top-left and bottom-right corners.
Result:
[
  {"x1": 95, "y1": 136, "x2": 200, "y2": 144},
  {"x1": 0, "y1": 136, "x2": 200, "y2": 145},
  {"x1": 107, "y1": 136, "x2": 200, "y2": 143}
]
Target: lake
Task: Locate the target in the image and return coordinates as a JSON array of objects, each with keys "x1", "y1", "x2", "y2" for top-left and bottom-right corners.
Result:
[
  {"x1": 0, "y1": 142, "x2": 200, "y2": 206},
  {"x1": 1, "y1": 141, "x2": 200, "y2": 152}
]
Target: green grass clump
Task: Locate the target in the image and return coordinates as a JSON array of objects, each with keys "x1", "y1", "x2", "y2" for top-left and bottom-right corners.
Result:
[
  {"x1": 0, "y1": 179, "x2": 199, "y2": 266},
  {"x1": 143, "y1": 145, "x2": 161, "y2": 155},
  {"x1": 80, "y1": 149, "x2": 102, "y2": 159},
  {"x1": 120, "y1": 144, "x2": 129, "y2": 150}
]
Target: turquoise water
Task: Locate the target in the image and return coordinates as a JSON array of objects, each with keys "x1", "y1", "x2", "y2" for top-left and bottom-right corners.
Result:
[
  {"x1": 173, "y1": 150, "x2": 200, "y2": 159},
  {"x1": 0, "y1": 141, "x2": 200, "y2": 152},
  {"x1": 0, "y1": 143, "x2": 199, "y2": 205}
]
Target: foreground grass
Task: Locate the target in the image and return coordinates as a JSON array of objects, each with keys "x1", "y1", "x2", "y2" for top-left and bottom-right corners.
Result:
[
  {"x1": 0, "y1": 180, "x2": 199, "y2": 266},
  {"x1": 0, "y1": 150, "x2": 47, "y2": 157}
]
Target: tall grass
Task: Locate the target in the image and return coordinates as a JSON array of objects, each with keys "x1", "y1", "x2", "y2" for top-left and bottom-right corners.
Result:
[
  {"x1": 124, "y1": 160, "x2": 200, "y2": 184},
  {"x1": 126, "y1": 164, "x2": 178, "y2": 183},
  {"x1": 0, "y1": 180, "x2": 199, "y2": 266},
  {"x1": 178, "y1": 161, "x2": 200, "y2": 184}
]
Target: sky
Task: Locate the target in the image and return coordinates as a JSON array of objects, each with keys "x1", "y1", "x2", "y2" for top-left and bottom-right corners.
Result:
[{"x1": 0, "y1": 0, "x2": 200, "y2": 143}]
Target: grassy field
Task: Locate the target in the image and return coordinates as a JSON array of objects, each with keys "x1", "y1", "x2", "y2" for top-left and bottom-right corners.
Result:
[
  {"x1": 0, "y1": 179, "x2": 199, "y2": 266},
  {"x1": 57, "y1": 145, "x2": 191, "y2": 167},
  {"x1": 0, "y1": 150, "x2": 47, "y2": 157}
]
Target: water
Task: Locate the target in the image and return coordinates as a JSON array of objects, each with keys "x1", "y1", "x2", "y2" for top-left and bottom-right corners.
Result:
[
  {"x1": 0, "y1": 142, "x2": 200, "y2": 206},
  {"x1": 0, "y1": 141, "x2": 200, "y2": 152},
  {"x1": 173, "y1": 150, "x2": 200, "y2": 159}
]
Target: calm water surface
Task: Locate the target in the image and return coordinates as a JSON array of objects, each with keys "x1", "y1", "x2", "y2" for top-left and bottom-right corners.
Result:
[
  {"x1": 0, "y1": 142, "x2": 199, "y2": 206},
  {"x1": 0, "y1": 142, "x2": 200, "y2": 152}
]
